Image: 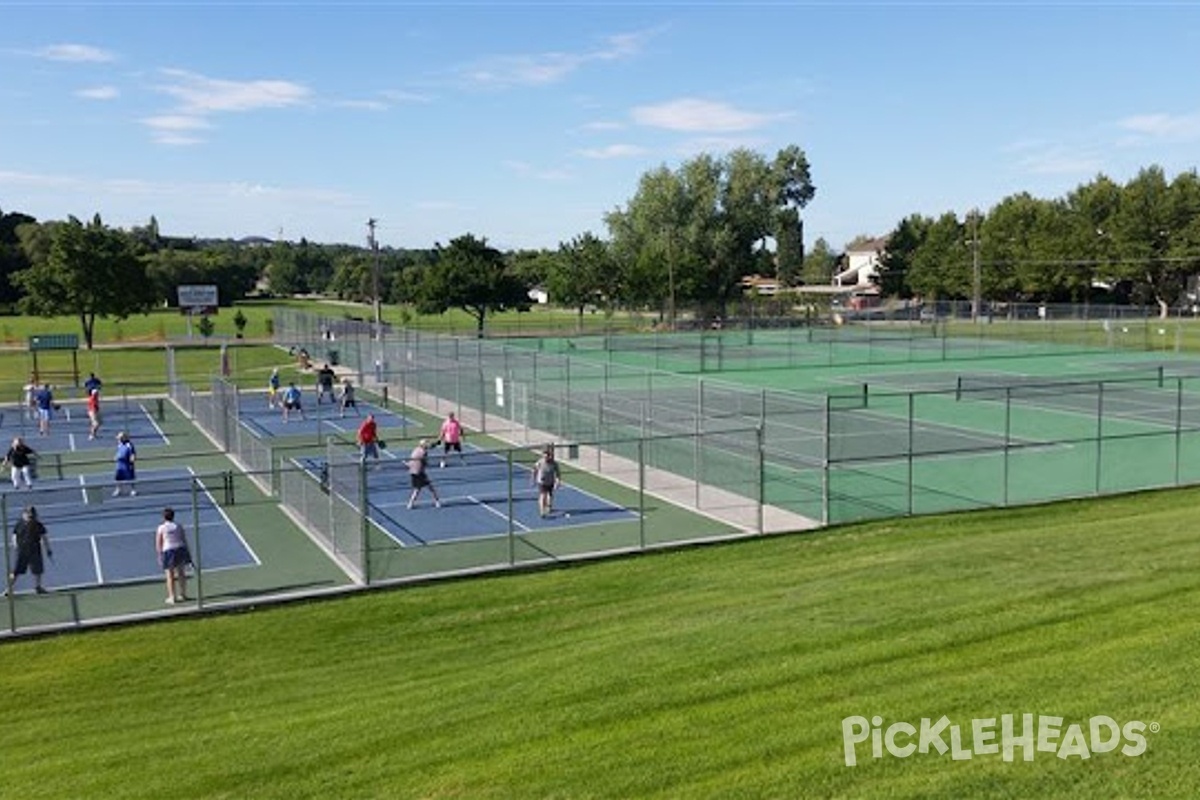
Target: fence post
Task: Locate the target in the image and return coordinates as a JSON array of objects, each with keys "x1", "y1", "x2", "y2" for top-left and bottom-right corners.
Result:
[
  {"x1": 360, "y1": 458, "x2": 371, "y2": 586},
  {"x1": 822, "y1": 395, "x2": 831, "y2": 526},
  {"x1": 638, "y1": 438, "x2": 646, "y2": 550},
  {"x1": 508, "y1": 448, "x2": 516, "y2": 566},
  {"x1": 1175, "y1": 378, "x2": 1183, "y2": 486},
  {"x1": 1095, "y1": 382, "x2": 1104, "y2": 495},
  {"x1": 907, "y1": 393, "x2": 914, "y2": 516},
  {"x1": 756, "y1": 424, "x2": 765, "y2": 534},
  {"x1": 191, "y1": 477, "x2": 204, "y2": 609},
  {"x1": 3, "y1": 492, "x2": 13, "y2": 633},
  {"x1": 1004, "y1": 388, "x2": 1012, "y2": 507}
]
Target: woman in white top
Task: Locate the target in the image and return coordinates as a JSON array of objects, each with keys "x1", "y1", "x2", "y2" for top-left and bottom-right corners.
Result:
[{"x1": 155, "y1": 507, "x2": 193, "y2": 604}]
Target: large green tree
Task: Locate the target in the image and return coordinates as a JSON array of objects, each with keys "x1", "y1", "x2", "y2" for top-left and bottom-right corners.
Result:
[
  {"x1": 800, "y1": 236, "x2": 839, "y2": 286},
  {"x1": 605, "y1": 145, "x2": 817, "y2": 321},
  {"x1": 548, "y1": 232, "x2": 621, "y2": 326},
  {"x1": 414, "y1": 234, "x2": 530, "y2": 337},
  {"x1": 14, "y1": 214, "x2": 155, "y2": 348}
]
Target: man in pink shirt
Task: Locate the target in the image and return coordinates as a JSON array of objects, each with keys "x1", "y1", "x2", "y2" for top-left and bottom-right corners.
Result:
[{"x1": 438, "y1": 411, "x2": 465, "y2": 468}]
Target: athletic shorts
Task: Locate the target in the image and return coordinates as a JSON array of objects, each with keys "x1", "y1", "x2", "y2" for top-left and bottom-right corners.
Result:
[
  {"x1": 442, "y1": 441, "x2": 462, "y2": 454},
  {"x1": 162, "y1": 547, "x2": 191, "y2": 570},
  {"x1": 410, "y1": 472, "x2": 430, "y2": 489},
  {"x1": 13, "y1": 547, "x2": 44, "y2": 576}
]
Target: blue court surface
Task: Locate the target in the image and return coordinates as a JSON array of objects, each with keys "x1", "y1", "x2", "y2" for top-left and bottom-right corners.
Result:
[
  {"x1": 2, "y1": 398, "x2": 169, "y2": 453},
  {"x1": 2, "y1": 468, "x2": 259, "y2": 593},
  {"x1": 297, "y1": 447, "x2": 638, "y2": 546},
  {"x1": 237, "y1": 398, "x2": 413, "y2": 440}
]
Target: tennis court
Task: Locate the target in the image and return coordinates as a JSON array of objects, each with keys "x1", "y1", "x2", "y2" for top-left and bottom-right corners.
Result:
[
  {"x1": 3, "y1": 467, "x2": 258, "y2": 594},
  {"x1": 236, "y1": 395, "x2": 414, "y2": 439},
  {"x1": 294, "y1": 445, "x2": 638, "y2": 547},
  {"x1": 1, "y1": 395, "x2": 169, "y2": 453}
]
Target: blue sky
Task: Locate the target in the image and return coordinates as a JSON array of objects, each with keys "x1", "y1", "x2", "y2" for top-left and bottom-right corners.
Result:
[{"x1": 2, "y1": 2, "x2": 1199, "y2": 252}]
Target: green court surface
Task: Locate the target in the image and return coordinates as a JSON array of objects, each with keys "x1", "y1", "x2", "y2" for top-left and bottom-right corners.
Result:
[{"x1": 517, "y1": 329, "x2": 1200, "y2": 526}]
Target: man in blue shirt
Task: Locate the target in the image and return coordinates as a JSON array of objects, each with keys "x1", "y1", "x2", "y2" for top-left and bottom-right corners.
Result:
[
  {"x1": 84, "y1": 372, "x2": 103, "y2": 396},
  {"x1": 34, "y1": 384, "x2": 54, "y2": 436}
]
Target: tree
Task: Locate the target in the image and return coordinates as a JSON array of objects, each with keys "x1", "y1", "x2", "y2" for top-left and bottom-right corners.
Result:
[
  {"x1": 905, "y1": 212, "x2": 966, "y2": 300},
  {"x1": 197, "y1": 314, "x2": 215, "y2": 340},
  {"x1": 1112, "y1": 166, "x2": 1187, "y2": 316},
  {"x1": 605, "y1": 145, "x2": 817, "y2": 321},
  {"x1": 414, "y1": 234, "x2": 530, "y2": 337},
  {"x1": 800, "y1": 237, "x2": 839, "y2": 286},
  {"x1": 233, "y1": 309, "x2": 247, "y2": 339},
  {"x1": 548, "y1": 232, "x2": 620, "y2": 327},
  {"x1": 0, "y1": 209, "x2": 37, "y2": 307},
  {"x1": 14, "y1": 214, "x2": 154, "y2": 349},
  {"x1": 774, "y1": 207, "x2": 805, "y2": 285},
  {"x1": 879, "y1": 215, "x2": 931, "y2": 297}
]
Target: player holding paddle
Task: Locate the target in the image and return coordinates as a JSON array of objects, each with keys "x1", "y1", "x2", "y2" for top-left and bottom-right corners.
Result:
[
  {"x1": 437, "y1": 411, "x2": 465, "y2": 468},
  {"x1": 533, "y1": 445, "x2": 562, "y2": 518}
]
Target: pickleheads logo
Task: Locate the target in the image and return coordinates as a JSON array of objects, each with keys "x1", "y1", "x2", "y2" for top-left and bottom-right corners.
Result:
[{"x1": 842, "y1": 714, "x2": 1157, "y2": 767}]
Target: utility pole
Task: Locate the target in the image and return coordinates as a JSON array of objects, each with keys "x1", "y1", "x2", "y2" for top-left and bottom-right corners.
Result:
[
  {"x1": 969, "y1": 210, "x2": 982, "y2": 323},
  {"x1": 367, "y1": 218, "x2": 382, "y2": 340},
  {"x1": 665, "y1": 226, "x2": 676, "y2": 331}
]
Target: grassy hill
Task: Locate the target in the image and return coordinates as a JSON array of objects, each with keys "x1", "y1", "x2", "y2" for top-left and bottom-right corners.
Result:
[{"x1": 3, "y1": 486, "x2": 1197, "y2": 799}]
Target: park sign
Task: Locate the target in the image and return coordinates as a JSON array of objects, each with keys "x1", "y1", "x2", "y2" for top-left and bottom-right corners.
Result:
[{"x1": 178, "y1": 284, "x2": 219, "y2": 315}]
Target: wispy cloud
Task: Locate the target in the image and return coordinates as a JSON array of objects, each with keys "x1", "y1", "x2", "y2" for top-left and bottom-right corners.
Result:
[
  {"x1": 154, "y1": 68, "x2": 311, "y2": 114},
  {"x1": 76, "y1": 85, "x2": 119, "y2": 100},
  {"x1": 379, "y1": 89, "x2": 433, "y2": 104},
  {"x1": 141, "y1": 114, "x2": 212, "y2": 146},
  {"x1": 503, "y1": 160, "x2": 573, "y2": 181},
  {"x1": 458, "y1": 29, "x2": 652, "y2": 88},
  {"x1": 335, "y1": 99, "x2": 389, "y2": 112},
  {"x1": 1013, "y1": 146, "x2": 1104, "y2": 176},
  {"x1": 1118, "y1": 111, "x2": 1200, "y2": 142},
  {"x1": 36, "y1": 44, "x2": 116, "y2": 63},
  {"x1": 577, "y1": 144, "x2": 647, "y2": 159},
  {"x1": 580, "y1": 120, "x2": 625, "y2": 132},
  {"x1": 631, "y1": 98, "x2": 773, "y2": 133}
]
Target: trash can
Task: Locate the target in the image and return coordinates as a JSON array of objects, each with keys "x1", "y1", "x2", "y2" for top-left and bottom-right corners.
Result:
[{"x1": 327, "y1": 349, "x2": 340, "y2": 366}]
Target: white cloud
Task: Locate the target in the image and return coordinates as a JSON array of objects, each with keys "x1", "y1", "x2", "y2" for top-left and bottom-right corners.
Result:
[
  {"x1": 1014, "y1": 147, "x2": 1104, "y2": 176},
  {"x1": 335, "y1": 99, "x2": 389, "y2": 111},
  {"x1": 37, "y1": 44, "x2": 116, "y2": 63},
  {"x1": 503, "y1": 160, "x2": 573, "y2": 181},
  {"x1": 1118, "y1": 111, "x2": 1200, "y2": 142},
  {"x1": 580, "y1": 120, "x2": 625, "y2": 132},
  {"x1": 141, "y1": 114, "x2": 212, "y2": 146},
  {"x1": 577, "y1": 144, "x2": 647, "y2": 159},
  {"x1": 631, "y1": 98, "x2": 772, "y2": 133},
  {"x1": 458, "y1": 28, "x2": 652, "y2": 88},
  {"x1": 155, "y1": 68, "x2": 311, "y2": 113},
  {"x1": 379, "y1": 89, "x2": 433, "y2": 104},
  {"x1": 76, "y1": 86, "x2": 119, "y2": 100}
]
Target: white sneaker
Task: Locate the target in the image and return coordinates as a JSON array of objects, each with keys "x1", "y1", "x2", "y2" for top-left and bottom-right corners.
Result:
[
  {"x1": 130, "y1": 489, "x2": 138, "y2": 496},
  {"x1": 113, "y1": 489, "x2": 121, "y2": 497},
  {"x1": 165, "y1": 597, "x2": 175, "y2": 605}
]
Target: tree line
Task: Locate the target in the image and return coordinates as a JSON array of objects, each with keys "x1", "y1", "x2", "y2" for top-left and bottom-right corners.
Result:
[{"x1": 3, "y1": 152, "x2": 1199, "y2": 348}]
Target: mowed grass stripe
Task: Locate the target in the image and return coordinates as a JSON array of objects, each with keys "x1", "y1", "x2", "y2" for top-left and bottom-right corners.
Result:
[{"x1": 3, "y1": 487, "x2": 1199, "y2": 799}]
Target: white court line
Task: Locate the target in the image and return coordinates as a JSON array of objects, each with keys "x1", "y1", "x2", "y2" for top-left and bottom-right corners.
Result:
[
  {"x1": 140, "y1": 402, "x2": 171, "y2": 445},
  {"x1": 467, "y1": 495, "x2": 532, "y2": 531},
  {"x1": 186, "y1": 466, "x2": 263, "y2": 567},
  {"x1": 91, "y1": 536, "x2": 104, "y2": 584}
]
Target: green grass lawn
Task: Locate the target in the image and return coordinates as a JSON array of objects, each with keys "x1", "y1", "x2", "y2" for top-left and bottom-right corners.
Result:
[{"x1": 2, "y1": 488, "x2": 1197, "y2": 799}]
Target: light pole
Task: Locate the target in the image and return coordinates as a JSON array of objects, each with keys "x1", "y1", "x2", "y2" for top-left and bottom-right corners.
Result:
[
  {"x1": 666, "y1": 227, "x2": 676, "y2": 331},
  {"x1": 967, "y1": 211, "x2": 982, "y2": 323},
  {"x1": 367, "y1": 218, "x2": 382, "y2": 340}
]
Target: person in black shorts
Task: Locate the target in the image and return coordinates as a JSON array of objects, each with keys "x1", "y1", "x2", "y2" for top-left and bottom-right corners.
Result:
[
  {"x1": 316, "y1": 364, "x2": 336, "y2": 405},
  {"x1": 5, "y1": 506, "x2": 51, "y2": 596},
  {"x1": 406, "y1": 439, "x2": 441, "y2": 510},
  {"x1": 338, "y1": 378, "x2": 359, "y2": 418}
]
